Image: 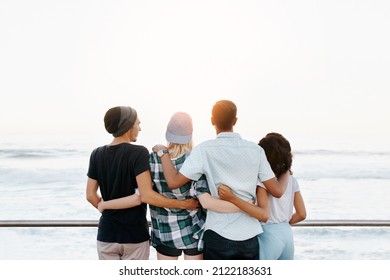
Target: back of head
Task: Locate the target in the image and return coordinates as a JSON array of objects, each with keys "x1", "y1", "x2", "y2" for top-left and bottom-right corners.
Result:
[
  {"x1": 165, "y1": 112, "x2": 193, "y2": 145},
  {"x1": 258, "y1": 132, "x2": 292, "y2": 178},
  {"x1": 165, "y1": 112, "x2": 193, "y2": 157},
  {"x1": 212, "y1": 100, "x2": 237, "y2": 131},
  {"x1": 104, "y1": 106, "x2": 137, "y2": 137}
]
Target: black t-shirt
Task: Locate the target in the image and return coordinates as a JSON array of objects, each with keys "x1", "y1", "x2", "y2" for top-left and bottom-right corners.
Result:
[{"x1": 87, "y1": 143, "x2": 150, "y2": 243}]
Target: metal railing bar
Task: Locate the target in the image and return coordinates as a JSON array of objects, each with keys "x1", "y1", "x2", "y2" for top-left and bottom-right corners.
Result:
[
  {"x1": 293, "y1": 219, "x2": 390, "y2": 227},
  {"x1": 1, "y1": 219, "x2": 390, "y2": 228},
  {"x1": 0, "y1": 220, "x2": 99, "y2": 227}
]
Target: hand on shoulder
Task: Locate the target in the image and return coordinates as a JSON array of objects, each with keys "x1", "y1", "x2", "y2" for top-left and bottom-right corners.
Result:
[{"x1": 152, "y1": 144, "x2": 168, "y2": 153}]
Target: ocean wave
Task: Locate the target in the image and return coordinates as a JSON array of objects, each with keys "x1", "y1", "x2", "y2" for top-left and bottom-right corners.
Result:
[
  {"x1": 0, "y1": 168, "x2": 86, "y2": 185},
  {"x1": 2, "y1": 147, "x2": 389, "y2": 159},
  {"x1": 296, "y1": 171, "x2": 390, "y2": 180},
  {"x1": 294, "y1": 149, "x2": 390, "y2": 157},
  {"x1": 0, "y1": 148, "x2": 89, "y2": 159},
  {"x1": 1, "y1": 147, "x2": 389, "y2": 181},
  {"x1": 292, "y1": 150, "x2": 390, "y2": 180}
]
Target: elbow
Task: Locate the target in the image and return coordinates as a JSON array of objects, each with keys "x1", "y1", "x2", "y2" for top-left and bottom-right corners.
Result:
[
  {"x1": 166, "y1": 180, "x2": 181, "y2": 189},
  {"x1": 271, "y1": 183, "x2": 285, "y2": 198},
  {"x1": 294, "y1": 211, "x2": 307, "y2": 224},
  {"x1": 259, "y1": 213, "x2": 269, "y2": 223},
  {"x1": 260, "y1": 208, "x2": 269, "y2": 222},
  {"x1": 299, "y1": 210, "x2": 307, "y2": 221},
  {"x1": 86, "y1": 193, "x2": 95, "y2": 204},
  {"x1": 271, "y1": 190, "x2": 283, "y2": 198},
  {"x1": 139, "y1": 190, "x2": 154, "y2": 205},
  {"x1": 86, "y1": 193, "x2": 100, "y2": 208}
]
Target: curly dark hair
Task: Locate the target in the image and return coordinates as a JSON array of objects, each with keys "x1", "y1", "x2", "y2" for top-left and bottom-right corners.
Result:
[{"x1": 258, "y1": 132, "x2": 292, "y2": 179}]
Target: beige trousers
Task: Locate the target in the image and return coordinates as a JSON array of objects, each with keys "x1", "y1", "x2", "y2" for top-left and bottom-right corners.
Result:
[{"x1": 97, "y1": 240, "x2": 150, "y2": 260}]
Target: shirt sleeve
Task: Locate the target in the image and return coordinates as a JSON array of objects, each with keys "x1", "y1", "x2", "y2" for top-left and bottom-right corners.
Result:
[
  {"x1": 292, "y1": 176, "x2": 301, "y2": 192},
  {"x1": 133, "y1": 146, "x2": 151, "y2": 177},
  {"x1": 257, "y1": 179, "x2": 266, "y2": 190},
  {"x1": 178, "y1": 146, "x2": 204, "y2": 181},
  {"x1": 87, "y1": 148, "x2": 98, "y2": 180}
]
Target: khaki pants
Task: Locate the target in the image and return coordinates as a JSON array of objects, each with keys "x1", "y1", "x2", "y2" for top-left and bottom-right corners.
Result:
[{"x1": 97, "y1": 240, "x2": 150, "y2": 260}]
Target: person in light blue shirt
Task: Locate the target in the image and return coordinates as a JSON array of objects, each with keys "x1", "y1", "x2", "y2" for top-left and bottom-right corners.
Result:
[{"x1": 154, "y1": 100, "x2": 289, "y2": 260}]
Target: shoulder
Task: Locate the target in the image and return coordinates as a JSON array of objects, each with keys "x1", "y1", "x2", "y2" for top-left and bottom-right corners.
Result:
[
  {"x1": 239, "y1": 138, "x2": 262, "y2": 150},
  {"x1": 123, "y1": 143, "x2": 149, "y2": 153},
  {"x1": 90, "y1": 145, "x2": 106, "y2": 157},
  {"x1": 241, "y1": 140, "x2": 266, "y2": 158},
  {"x1": 290, "y1": 176, "x2": 300, "y2": 191},
  {"x1": 197, "y1": 139, "x2": 216, "y2": 148},
  {"x1": 121, "y1": 144, "x2": 150, "y2": 161},
  {"x1": 134, "y1": 144, "x2": 150, "y2": 158}
]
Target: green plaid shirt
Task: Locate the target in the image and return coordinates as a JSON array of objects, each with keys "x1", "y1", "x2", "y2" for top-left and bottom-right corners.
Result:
[{"x1": 149, "y1": 152, "x2": 208, "y2": 249}]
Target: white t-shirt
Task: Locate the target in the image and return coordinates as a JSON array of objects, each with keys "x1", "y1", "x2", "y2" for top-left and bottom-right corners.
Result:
[{"x1": 259, "y1": 175, "x2": 300, "y2": 224}]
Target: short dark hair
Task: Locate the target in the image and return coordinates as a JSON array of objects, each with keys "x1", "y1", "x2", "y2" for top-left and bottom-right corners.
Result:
[
  {"x1": 212, "y1": 100, "x2": 237, "y2": 130},
  {"x1": 258, "y1": 132, "x2": 292, "y2": 179}
]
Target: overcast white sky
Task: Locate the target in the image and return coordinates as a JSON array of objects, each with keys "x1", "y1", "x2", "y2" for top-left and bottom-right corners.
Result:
[{"x1": 1, "y1": 0, "x2": 389, "y2": 150}]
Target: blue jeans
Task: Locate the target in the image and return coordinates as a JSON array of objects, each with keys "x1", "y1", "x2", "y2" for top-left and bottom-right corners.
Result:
[
  {"x1": 258, "y1": 222, "x2": 294, "y2": 260},
  {"x1": 203, "y1": 230, "x2": 259, "y2": 260}
]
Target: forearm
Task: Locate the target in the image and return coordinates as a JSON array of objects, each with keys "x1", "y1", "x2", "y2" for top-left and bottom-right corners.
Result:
[
  {"x1": 289, "y1": 213, "x2": 305, "y2": 225},
  {"x1": 101, "y1": 194, "x2": 141, "y2": 210},
  {"x1": 137, "y1": 168, "x2": 198, "y2": 210},
  {"x1": 87, "y1": 193, "x2": 101, "y2": 209},
  {"x1": 160, "y1": 154, "x2": 189, "y2": 189},
  {"x1": 263, "y1": 173, "x2": 289, "y2": 198},
  {"x1": 198, "y1": 193, "x2": 241, "y2": 213},
  {"x1": 140, "y1": 188, "x2": 188, "y2": 209},
  {"x1": 277, "y1": 172, "x2": 289, "y2": 195},
  {"x1": 86, "y1": 178, "x2": 101, "y2": 209},
  {"x1": 218, "y1": 185, "x2": 269, "y2": 221},
  {"x1": 228, "y1": 196, "x2": 268, "y2": 221},
  {"x1": 290, "y1": 192, "x2": 306, "y2": 225}
]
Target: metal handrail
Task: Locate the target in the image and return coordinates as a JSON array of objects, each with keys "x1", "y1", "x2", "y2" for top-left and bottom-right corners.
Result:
[
  {"x1": 293, "y1": 219, "x2": 390, "y2": 227},
  {"x1": 1, "y1": 219, "x2": 390, "y2": 227}
]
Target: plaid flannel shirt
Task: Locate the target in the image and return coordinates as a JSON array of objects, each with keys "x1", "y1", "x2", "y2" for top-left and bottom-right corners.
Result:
[{"x1": 149, "y1": 152, "x2": 208, "y2": 249}]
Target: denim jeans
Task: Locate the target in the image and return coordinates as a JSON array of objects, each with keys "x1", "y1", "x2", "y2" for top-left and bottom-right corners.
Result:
[{"x1": 203, "y1": 230, "x2": 259, "y2": 260}]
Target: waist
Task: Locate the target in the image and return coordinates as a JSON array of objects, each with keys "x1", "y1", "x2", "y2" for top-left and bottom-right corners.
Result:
[
  {"x1": 205, "y1": 212, "x2": 262, "y2": 240},
  {"x1": 261, "y1": 222, "x2": 291, "y2": 230}
]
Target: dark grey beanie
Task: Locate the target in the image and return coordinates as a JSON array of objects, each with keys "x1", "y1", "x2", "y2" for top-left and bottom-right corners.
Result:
[{"x1": 104, "y1": 106, "x2": 138, "y2": 137}]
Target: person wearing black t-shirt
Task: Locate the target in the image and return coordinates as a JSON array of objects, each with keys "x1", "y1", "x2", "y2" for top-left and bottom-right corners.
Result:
[{"x1": 86, "y1": 106, "x2": 199, "y2": 260}]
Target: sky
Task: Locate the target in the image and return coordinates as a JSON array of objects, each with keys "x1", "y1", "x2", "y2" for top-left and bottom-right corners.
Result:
[{"x1": 1, "y1": 0, "x2": 390, "y2": 150}]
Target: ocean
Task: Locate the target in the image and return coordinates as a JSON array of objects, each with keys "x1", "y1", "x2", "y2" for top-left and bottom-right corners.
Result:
[{"x1": 1, "y1": 134, "x2": 390, "y2": 260}]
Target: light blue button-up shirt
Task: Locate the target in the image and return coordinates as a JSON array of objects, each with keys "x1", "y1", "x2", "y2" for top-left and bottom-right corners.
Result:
[{"x1": 179, "y1": 132, "x2": 275, "y2": 241}]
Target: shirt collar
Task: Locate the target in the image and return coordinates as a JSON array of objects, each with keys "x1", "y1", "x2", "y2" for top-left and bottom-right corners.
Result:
[{"x1": 216, "y1": 132, "x2": 241, "y2": 139}]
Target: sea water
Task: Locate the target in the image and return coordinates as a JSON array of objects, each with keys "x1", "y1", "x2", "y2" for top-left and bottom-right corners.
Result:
[{"x1": 1, "y1": 134, "x2": 390, "y2": 260}]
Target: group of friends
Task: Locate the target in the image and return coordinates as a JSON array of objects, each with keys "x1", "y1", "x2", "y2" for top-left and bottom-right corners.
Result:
[{"x1": 86, "y1": 100, "x2": 307, "y2": 260}]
